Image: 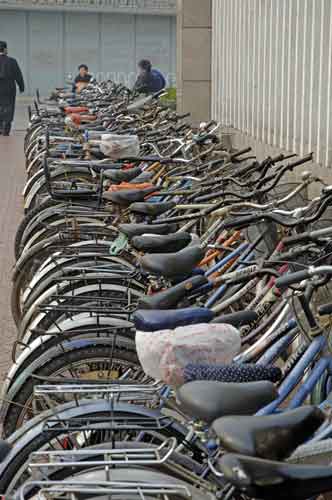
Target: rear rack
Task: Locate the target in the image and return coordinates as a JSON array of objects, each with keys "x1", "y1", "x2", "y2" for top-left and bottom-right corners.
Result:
[
  {"x1": 37, "y1": 302, "x2": 136, "y2": 315},
  {"x1": 42, "y1": 415, "x2": 173, "y2": 433},
  {"x1": 19, "y1": 480, "x2": 191, "y2": 500},
  {"x1": 34, "y1": 380, "x2": 164, "y2": 401},
  {"x1": 29, "y1": 437, "x2": 176, "y2": 469}
]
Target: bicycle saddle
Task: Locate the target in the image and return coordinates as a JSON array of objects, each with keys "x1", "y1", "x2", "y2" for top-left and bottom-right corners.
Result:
[
  {"x1": 104, "y1": 167, "x2": 142, "y2": 183},
  {"x1": 140, "y1": 245, "x2": 205, "y2": 278},
  {"x1": 133, "y1": 307, "x2": 214, "y2": 332},
  {"x1": 103, "y1": 186, "x2": 157, "y2": 206},
  {"x1": 177, "y1": 381, "x2": 277, "y2": 424},
  {"x1": 219, "y1": 453, "x2": 332, "y2": 500},
  {"x1": 213, "y1": 406, "x2": 324, "y2": 461},
  {"x1": 119, "y1": 223, "x2": 178, "y2": 239},
  {"x1": 132, "y1": 232, "x2": 191, "y2": 254},
  {"x1": 138, "y1": 275, "x2": 208, "y2": 310},
  {"x1": 129, "y1": 201, "x2": 176, "y2": 217}
]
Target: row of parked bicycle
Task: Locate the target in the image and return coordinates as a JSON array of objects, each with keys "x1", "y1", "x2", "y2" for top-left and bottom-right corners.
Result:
[{"x1": 1, "y1": 79, "x2": 332, "y2": 498}]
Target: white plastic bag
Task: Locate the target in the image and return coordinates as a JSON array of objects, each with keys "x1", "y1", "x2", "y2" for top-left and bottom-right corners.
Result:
[
  {"x1": 100, "y1": 134, "x2": 140, "y2": 159},
  {"x1": 136, "y1": 323, "x2": 241, "y2": 387}
]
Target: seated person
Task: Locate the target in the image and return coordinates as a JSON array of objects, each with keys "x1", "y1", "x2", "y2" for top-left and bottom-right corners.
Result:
[
  {"x1": 72, "y1": 64, "x2": 92, "y2": 93},
  {"x1": 134, "y1": 59, "x2": 166, "y2": 94}
]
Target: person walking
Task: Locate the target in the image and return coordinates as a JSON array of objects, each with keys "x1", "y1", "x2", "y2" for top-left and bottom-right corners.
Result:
[
  {"x1": 0, "y1": 41, "x2": 25, "y2": 136},
  {"x1": 134, "y1": 59, "x2": 166, "y2": 95}
]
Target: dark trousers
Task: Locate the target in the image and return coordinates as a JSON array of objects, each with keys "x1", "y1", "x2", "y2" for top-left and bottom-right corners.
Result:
[
  {"x1": 0, "y1": 100, "x2": 15, "y2": 136},
  {"x1": 0, "y1": 121, "x2": 11, "y2": 135}
]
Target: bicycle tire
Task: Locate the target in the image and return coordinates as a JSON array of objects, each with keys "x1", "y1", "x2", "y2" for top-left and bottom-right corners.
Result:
[
  {"x1": 2, "y1": 344, "x2": 141, "y2": 438},
  {"x1": 2, "y1": 326, "x2": 135, "y2": 397},
  {"x1": 0, "y1": 402, "x2": 201, "y2": 494},
  {"x1": 14, "y1": 198, "x2": 58, "y2": 260}
]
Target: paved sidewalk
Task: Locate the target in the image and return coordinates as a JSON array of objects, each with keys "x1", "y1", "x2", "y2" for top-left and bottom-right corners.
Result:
[
  {"x1": 14, "y1": 97, "x2": 31, "y2": 131},
  {"x1": 0, "y1": 102, "x2": 27, "y2": 379}
]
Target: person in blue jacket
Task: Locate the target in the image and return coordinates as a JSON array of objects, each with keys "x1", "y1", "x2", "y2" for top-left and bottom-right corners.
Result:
[{"x1": 134, "y1": 59, "x2": 166, "y2": 94}]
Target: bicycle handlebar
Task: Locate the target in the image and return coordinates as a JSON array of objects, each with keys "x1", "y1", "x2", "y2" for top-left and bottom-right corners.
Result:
[
  {"x1": 222, "y1": 191, "x2": 332, "y2": 230},
  {"x1": 230, "y1": 147, "x2": 252, "y2": 159},
  {"x1": 275, "y1": 265, "x2": 332, "y2": 289},
  {"x1": 275, "y1": 269, "x2": 311, "y2": 288},
  {"x1": 222, "y1": 213, "x2": 264, "y2": 230},
  {"x1": 283, "y1": 226, "x2": 332, "y2": 246}
]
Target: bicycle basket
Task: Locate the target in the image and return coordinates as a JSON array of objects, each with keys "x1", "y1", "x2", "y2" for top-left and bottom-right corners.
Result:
[
  {"x1": 246, "y1": 183, "x2": 310, "y2": 256},
  {"x1": 265, "y1": 182, "x2": 309, "y2": 211}
]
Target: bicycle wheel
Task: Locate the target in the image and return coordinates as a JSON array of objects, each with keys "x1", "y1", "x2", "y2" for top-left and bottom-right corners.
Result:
[
  {"x1": 0, "y1": 401, "x2": 203, "y2": 494},
  {"x1": 2, "y1": 342, "x2": 142, "y2": 437},
  {"x1": 15, "y1": 452, "x2": 211, "y2": 500},
  {"x1": 14, "y1": 198, "x2": 59, "y2": 260}
]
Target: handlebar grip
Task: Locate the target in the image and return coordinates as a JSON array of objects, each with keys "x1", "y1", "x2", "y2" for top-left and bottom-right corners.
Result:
[
  {"x1": 195, "y1": 133, "x2": 217, "y2": 145},
  {"x1": 318, "y1": 303, "x2": 332, "y2": 316},
  {"x1": 176, "y1": 112, "x2": 191, "y2": 120},
  {"x1": 204, "y1": 120, "x2": 217, "y2": 129},
  {"x1": 223, "y1": 213, "x2": 263, "y2": 230},
  {"x1": 275, "y1": 270, "x2": 310, "y2": 288},
  {"x1": 283, "y1": 153, "x2": 298, "y2": 161},
  {"x1": 270, "y1": 153, "x2": 284, "y2": 164},
  {"x1": 230, "y1": 147, "x2": 252, "y2": 159},
  {"x1": 288, "y1": 153, "x2": 313, "y2": 169}
]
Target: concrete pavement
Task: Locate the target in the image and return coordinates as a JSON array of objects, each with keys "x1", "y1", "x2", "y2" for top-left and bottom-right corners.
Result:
[{"x1": 0, "y1": 101, "x2": 27, "y2": 379}]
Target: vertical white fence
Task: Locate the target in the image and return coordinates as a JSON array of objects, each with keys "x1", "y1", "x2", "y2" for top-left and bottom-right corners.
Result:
[{"x1": 212, "y1": 0, "x2": 332, "y2": 167}]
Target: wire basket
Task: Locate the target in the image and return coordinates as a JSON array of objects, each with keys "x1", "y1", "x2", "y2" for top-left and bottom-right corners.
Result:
[
  {"x1": 246, "y1": 182, "x2": 310, "y2": 256},
  {"x1": 264, "y1": 182, "x2": 310, "y2": 211}
]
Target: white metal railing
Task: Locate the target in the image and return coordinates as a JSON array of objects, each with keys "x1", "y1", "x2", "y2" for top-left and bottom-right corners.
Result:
[
  {"x1": 0, "y1": 0, "x2": 176, "y2": 15},
  {"x1": 212, "y1": 0, "x2": 332, "y2": 167}
]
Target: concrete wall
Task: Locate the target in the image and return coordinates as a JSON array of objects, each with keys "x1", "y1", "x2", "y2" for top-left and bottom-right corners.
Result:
[
  {"x1": 0, "y1": 9, "x2": 176, "y2": 95},
  {"x1": 176, "y1": 0, "x2": 212, "y2": 123},
  {"x1": 211, "y1": 0, "x2": 332, "y2": 174}
]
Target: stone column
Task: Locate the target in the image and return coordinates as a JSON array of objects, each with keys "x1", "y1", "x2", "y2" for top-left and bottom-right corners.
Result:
[{"x1": 176, "y1": 0, "x2": 212, "y2": 123}]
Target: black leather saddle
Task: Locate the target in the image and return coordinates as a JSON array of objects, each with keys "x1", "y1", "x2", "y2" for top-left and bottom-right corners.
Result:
[
  {"x1": 129, "y1": 201, "x2": 176, "y2": 217},
  {"x1": 104, "y1": 167, "x2": 142, "y2": 183},
  {"x1": 219, "y1": 453, "x2": 332, "y2": 500},
  {"x1": 213, "y1": 406, "x2": 324, "y2": 461},
  {"x1": 177, "y1": 381, "x2": 277, "y2": 424},
  {"x1": 138, "y1": 275, "x2": 208, "y2": 310},
  {"x1": 119, "y1": 223, "x2": 178, "y2": 239},
  {"x1": 132, "y1": 232, "x2": 191, "y2": 254},
  {"x1": 103, "y1": 186, "x2": 157, "y2": 206},
  {"x1": 140, "y1": 245, "x2": 205, "y2": 278}
]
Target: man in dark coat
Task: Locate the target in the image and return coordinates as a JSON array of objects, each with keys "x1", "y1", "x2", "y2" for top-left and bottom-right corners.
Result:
[
  {"x1": 133, "y1": 59, "x2": 166, "y2": 95},
  {"x1": 0, "y1": 41, "x2": 25, "y2": 136}
]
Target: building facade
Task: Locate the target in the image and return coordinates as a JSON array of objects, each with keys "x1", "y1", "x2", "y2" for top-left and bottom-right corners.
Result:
[
  {"x1": 177, "y1": 0, "x2": 332, "y2": 172},
  {"x1": 0, "y1": 0, "x2": 176, "y2": 95},
  {"x1": 212, "y1": 0, "x2": 332, "y2": 170},
  {"x1": 176, "y1": 0, "x2": 212, "y2": 124}
]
